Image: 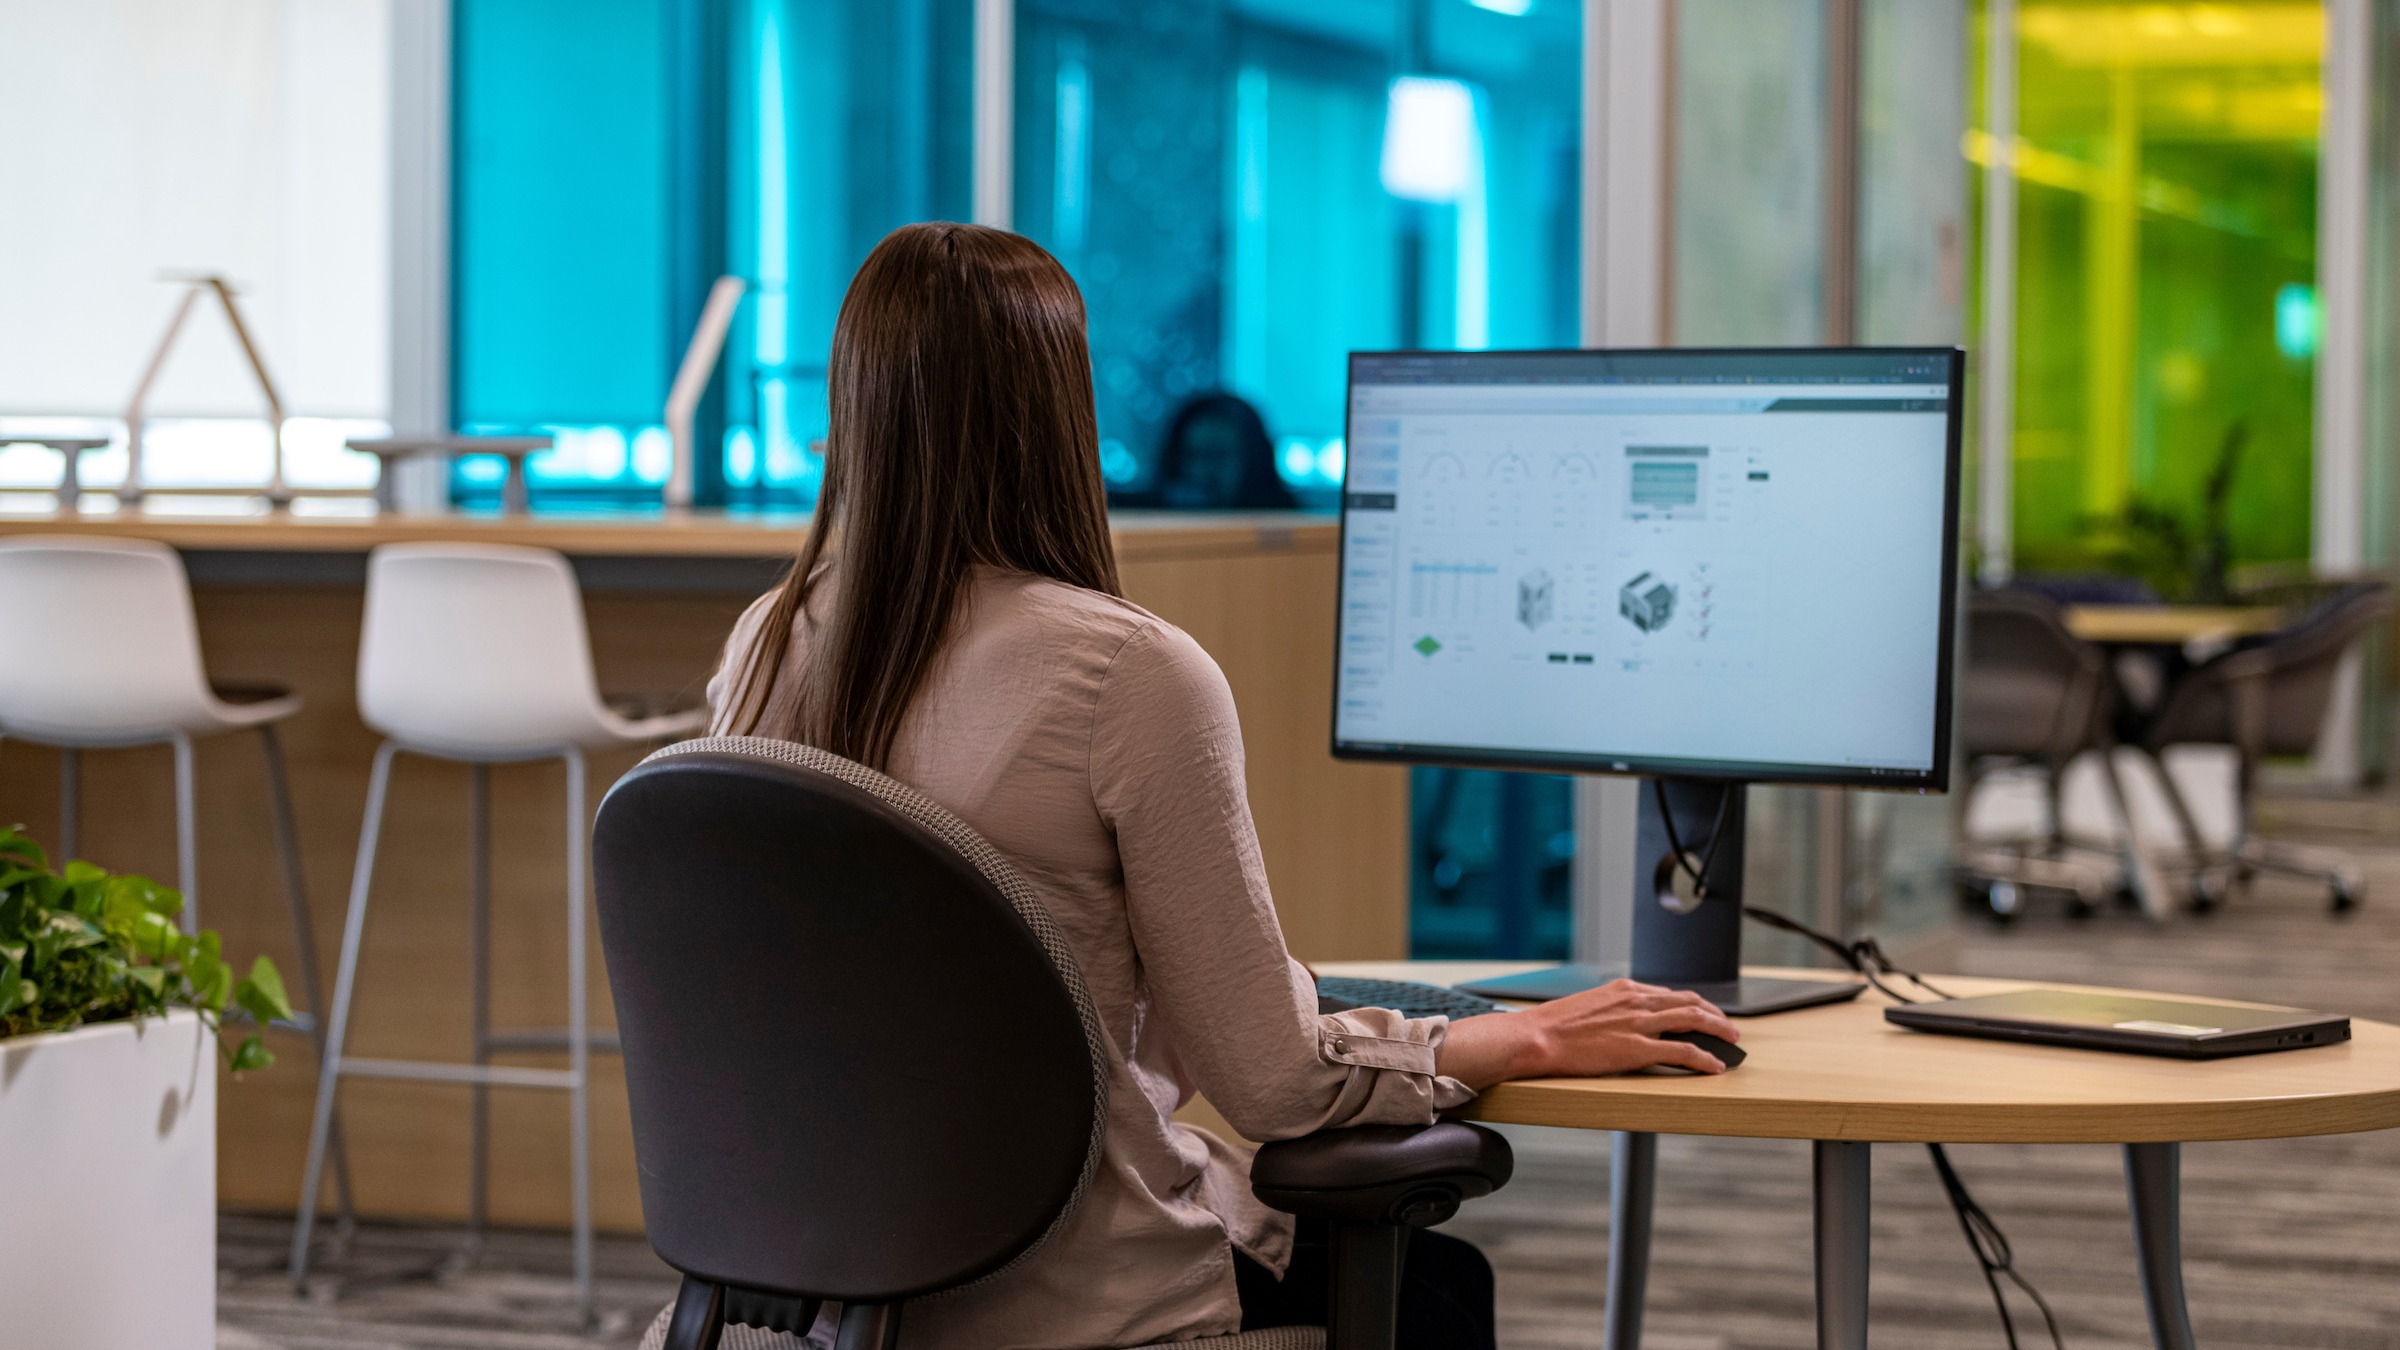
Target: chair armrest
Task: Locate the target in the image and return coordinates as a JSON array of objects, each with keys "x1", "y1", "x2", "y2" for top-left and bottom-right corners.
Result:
[{"x1": 1250, "y1": 1122, "x2": 1513, "y2": 1228}]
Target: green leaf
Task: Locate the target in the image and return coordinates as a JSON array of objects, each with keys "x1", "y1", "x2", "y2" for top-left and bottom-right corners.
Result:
[
  {"x1": 186, "y1": 929, "x2": 223, "y2": 989},
  {"x1": 233, "y1": 956, "x2": 293, "y2": 1026},
  {"x1": 0, "y1": 829, "x2": 47, "y2": 872},
  {"x1": 194, "y1": 960, "x2": 233, "y2": 1013},
  {"x1": 0, "y1": 840, "x2": 279, "y2": 1074}
]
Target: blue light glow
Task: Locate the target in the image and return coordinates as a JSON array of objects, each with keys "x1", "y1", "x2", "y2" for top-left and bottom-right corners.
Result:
[
  {"x1": 726, "y1": 427, "x2": 759, "y2": 486},
  {"x1": 1053, "y1": 38, "x2": 1091, "y2": 257},
  {"x1": 1380, "y1": 77, "x2": 1475, "y2": 204},
  {"x1": 1099, "y1": 438, "x2": 1138, "y2": 484},
  {"x1": 2275, "y1": 283, "x2": 2319, "y2": 359},
  {"x1": 1274, "y1": 436, "x2": 1347, "y2": 489}
]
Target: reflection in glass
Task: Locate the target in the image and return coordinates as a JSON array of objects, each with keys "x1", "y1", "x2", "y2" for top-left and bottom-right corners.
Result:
[{"x1": 722, "y1": 0, "x2": 974, "y2": 509}]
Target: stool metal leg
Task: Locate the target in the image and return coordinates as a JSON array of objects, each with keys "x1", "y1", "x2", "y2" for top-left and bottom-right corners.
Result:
[
  {"x1": 291, "y1": 739, "x2": 400, "y2": 1293},
  {"x1": 2125, "y1": 1142, "x2": 2197, "y2": 1350},
  {"x1": 171, "y1": 730, "x2": 199, "y2": 932},
  {"x1": 565, "y1": 747, "x2": 594, "y2": 1326},
  {"x1": 257, "y1": 725, "x2": 356, "y2": 1233},
  {"x1": 58, "y1": 747, "x2": 80, "y2": 861},
  {"x1": 1604, "y1": 1130, "x2": 1656, "y2": 1350},
  {"x1": 1813, "y1": 1140, "x2": 1871, "y2": 1350},
  {"x1": 467, "y1": 763, "x2": 493, "y2": 1260}
]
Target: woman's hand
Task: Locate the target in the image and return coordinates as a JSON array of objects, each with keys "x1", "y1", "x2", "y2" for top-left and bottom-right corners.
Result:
[{"x1": 1433, "y1": 979, "x2": 1740, "y2": 1089}]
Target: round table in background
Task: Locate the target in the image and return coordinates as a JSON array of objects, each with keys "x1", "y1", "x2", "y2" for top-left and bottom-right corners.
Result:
[
  {"x1": 1318, "y1": 961, "x2": 2400, "y2": 1350},
  {"x1": 2062, "y1": 603, "x2": 2284, "y2": 647}
]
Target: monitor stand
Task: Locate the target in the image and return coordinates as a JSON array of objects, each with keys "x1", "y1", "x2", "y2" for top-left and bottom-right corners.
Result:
[{"x1": 1456, "y1": 778, "x2": 1867, "y2": 1016}]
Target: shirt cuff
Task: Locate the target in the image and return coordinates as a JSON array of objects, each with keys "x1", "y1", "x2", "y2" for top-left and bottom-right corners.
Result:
[{"x1": 1429, "y1": 1075, "x2": 1480, "y2": 1110}]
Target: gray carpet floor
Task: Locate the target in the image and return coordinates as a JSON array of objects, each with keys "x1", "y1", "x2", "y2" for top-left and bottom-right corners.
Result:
[{"x1": 218, "y1": 806, "x2": 2400, "y2": 1349}]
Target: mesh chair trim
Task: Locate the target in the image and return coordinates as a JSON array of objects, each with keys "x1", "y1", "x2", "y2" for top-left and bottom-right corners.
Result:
[
  {"x1": 639, "y1": 736, "x2": 1113, "y2": 1291},
  {"x1": 638, "y1": 1305, "x2": 1328, "y2": 1350}
]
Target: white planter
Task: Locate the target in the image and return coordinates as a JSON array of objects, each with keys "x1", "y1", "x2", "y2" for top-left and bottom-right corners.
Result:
[{"x1": 0, "y1": 1009, "x2": 215, "y2": 1350}]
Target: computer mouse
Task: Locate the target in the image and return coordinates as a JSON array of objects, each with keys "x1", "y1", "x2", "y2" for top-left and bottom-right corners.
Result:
[{"x1": 1660, "y1": 1030, "x2": 1746, "y2": 1070}]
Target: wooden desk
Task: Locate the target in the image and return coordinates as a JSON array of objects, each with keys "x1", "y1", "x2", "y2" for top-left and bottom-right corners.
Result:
[
  {"x1": 1321, "y1": 960, "x2": 2400, "y2": 1350},
  {"x1": 2063, "y1": 604, "x2": 2283, "y2": 647},
  {"x1": 0, "y1": 505, "x2": 1406, "y2": 1232}
]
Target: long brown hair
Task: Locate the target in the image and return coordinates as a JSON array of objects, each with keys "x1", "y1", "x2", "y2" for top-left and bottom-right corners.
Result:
[{"x1": 717, "y1": 222, "x2": 1122, "y2": 766}]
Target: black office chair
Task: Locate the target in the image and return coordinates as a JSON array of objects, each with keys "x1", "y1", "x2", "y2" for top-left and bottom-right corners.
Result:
[
  {"x1": 2136, "y1": 580, "x2": 2393, "y2": 912},
  {"x1": 593, "y1": 737, "x2": 1512, "y2": 1350},
  {"x1": 1954, "y1": 588, "x2": 2125, "y2": 918}
]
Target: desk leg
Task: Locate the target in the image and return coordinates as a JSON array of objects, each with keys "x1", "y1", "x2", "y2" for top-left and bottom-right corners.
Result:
[
  {"x1": 2125, "y1": 1143, "x2": 2197, "y2": 1350},
  {"x1": 1604, "y1": 1131, "x2": 1656, "y2": 1350},
  {"x1": 1814, "y1": 1141, "x2": 1871, "y2": 1350}
]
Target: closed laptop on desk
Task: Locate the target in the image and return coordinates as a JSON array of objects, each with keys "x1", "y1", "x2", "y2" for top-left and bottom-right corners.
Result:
[{"x1": 1887, "y1": 989, "x2": 2349, "y2": 1058}]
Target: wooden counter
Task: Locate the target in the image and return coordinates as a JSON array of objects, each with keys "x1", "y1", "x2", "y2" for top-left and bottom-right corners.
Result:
[{"x1": 0, "y1": 503, "x2": 1405, "y2": 1230}]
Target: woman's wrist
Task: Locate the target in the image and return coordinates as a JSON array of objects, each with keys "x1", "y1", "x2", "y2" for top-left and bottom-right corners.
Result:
[
  {"x1": 1504, "y1": 1009, "x2": 1561, "y2": 1080},
  {"x1": 1436, "y1": 1009, "x2": 1557, "y2": 1090}
]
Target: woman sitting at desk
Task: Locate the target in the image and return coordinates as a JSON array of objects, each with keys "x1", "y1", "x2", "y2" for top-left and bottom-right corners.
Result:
[{"x1": 709, "y1": 222, "x2": 1738, "y2": 1350}]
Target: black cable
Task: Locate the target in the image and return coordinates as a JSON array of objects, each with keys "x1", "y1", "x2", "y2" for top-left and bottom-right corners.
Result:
[
  {"x1": 1929, "y1": 1142, "x2": 2068, "y2": 1350},
  {"x1": 1638, "y1": 819, "x2": 2064, "y2": 1350},
  {"x1": 1651, "y1": 777, "x2": 1734, "y2": 901},
  {"x1": 1737, "y1": 905, "x2": 1961, "y2": 1006}
]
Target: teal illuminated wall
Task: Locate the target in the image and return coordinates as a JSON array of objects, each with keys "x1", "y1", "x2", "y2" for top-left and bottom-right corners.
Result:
[
  {"x1": 453, "y1": 0, "x2": 674, "y2": 494},
  {"x1": 450, "y1": 0, "x2": 970, "y2": 506}
]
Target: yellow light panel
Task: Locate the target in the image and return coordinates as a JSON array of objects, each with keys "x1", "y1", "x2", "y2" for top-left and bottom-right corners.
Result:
[{"x1": 2019, "y1": 2, "x2": 2323, "y2": 67}]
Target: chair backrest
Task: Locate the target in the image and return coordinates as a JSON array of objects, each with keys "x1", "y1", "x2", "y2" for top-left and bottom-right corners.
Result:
[
  {"x1": 0, "y1": 535, "x2": 214, "y2": 740},
  {"x1": 2009, "y1": 572, "x2": 2161, "y2": 606},
  {"x1": 357, "y1": 543, "x2": 611, "y2": 755},
  {"x1": 2147, "y1": 580, "x2": 2394, "y2": 757},
  {"x1": 1960, "y1": 588, "x2": 2106, "y2": 765},
  {"x1": 592, "y1": 737, "x2": 1107, "y2": 1304}
]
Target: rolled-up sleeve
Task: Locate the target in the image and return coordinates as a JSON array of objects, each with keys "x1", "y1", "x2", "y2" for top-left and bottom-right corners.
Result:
[{"x1": 1090, "y1": 623, "x2": 1476, "y2": 1141}]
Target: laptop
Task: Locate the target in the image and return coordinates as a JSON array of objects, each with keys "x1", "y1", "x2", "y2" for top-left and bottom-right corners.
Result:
[{"x1": 1885, "y1": 988, "x2": 2350, "y2": 1059}]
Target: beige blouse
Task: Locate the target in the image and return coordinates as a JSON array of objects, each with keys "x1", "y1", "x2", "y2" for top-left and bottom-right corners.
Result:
[{"x1": 705, "y1": 566, "x2": 1474, "y2": 1350}]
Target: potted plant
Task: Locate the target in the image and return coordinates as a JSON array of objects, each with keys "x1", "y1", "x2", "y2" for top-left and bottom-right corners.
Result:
[{"x1": 0, "y1": 826, "x2": 290, "y2": 1350}]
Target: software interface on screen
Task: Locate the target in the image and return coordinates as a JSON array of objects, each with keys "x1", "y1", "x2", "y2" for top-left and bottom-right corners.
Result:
[{"x1": 1334, "y1": 349, "x2": 1957, "y2": 781}]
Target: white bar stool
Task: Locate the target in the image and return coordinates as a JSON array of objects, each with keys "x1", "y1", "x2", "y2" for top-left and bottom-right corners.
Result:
[
  {"x1": 289, "y1": 542, "x2": 705, "y2": 1322},
  {"x1": 0, "y1": 534, "x2": 356, "y2": 1222}
]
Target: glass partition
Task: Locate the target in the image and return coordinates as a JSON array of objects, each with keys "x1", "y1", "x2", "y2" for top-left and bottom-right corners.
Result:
[
  {"x1": 452, "y1": 0, "x2": 676, "y2": 506},
  {"x1": 1976, "y1": 0, "x2": 2323, "y2": 592},
  {"x1": 1673, "y1": 0, "x2": 1971, "y2": 964}
]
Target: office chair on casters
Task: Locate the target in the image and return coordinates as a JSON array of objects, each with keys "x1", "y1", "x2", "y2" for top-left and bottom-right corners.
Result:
[
  {"x1": 2137, "y1": 580, "x2": 2393, "y2": 914},
  {"x1": 593, "y1": 737, "x2": 1513, "y2": 1350},
  {"x1": 1955, "y1": 589, "x2": 2135, "y2": 920}
]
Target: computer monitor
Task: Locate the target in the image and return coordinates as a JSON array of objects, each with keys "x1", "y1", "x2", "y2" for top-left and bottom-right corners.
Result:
[
  {"x1": 1334, "y1": 346, "x2": 1962, "y2": 789},
  {"x1": 1331, "y1": 346, "x2": 1965, "y2": 1013}
]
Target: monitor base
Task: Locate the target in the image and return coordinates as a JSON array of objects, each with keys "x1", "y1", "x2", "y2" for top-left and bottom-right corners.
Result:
[
  {"x1": 1454, "y1": 964, "x2": 1865, "y2": 1017},
  {"x1": 1677, "y1": 975, "x2": 1867, "y2": 1017}
]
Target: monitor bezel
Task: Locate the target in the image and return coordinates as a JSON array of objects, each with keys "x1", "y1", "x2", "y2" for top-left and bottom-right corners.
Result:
[{"x1": 1328, "y1": 344, "x2": 1964, "y2": 794}]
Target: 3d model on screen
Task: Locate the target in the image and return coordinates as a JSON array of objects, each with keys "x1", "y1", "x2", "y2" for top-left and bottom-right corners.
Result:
[
  {"x1": 1619, "y1": 571, "x2": 1676, "y2": 633},
  {"x1": 1518, "y1": 569, "x2": 1555, "y2": 631}
]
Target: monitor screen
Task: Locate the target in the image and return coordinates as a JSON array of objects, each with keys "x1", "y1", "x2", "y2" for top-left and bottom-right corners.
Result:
[{"x1": 1331, "y1": 347, "x2": 1963, "y2": 790}]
